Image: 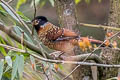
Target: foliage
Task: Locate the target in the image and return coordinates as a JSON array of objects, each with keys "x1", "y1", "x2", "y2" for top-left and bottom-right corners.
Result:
[
  {"x1": 16, "y1": 0, "x2": 26, "y2": 11},
  {"x1": 0, "y1": 0, "x2": 65, "y2": 80},
  {"x1": 30, "y1": 0, "x2": 54, "y2": 8},
  {"x1": 75, "y1": 0, "x2": 102, "y2": 4}
]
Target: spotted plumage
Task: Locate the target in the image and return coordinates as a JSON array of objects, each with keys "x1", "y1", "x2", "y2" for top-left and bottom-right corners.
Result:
[{"x1": 32, "y1": 16, "x2": 111, "y2": 55}]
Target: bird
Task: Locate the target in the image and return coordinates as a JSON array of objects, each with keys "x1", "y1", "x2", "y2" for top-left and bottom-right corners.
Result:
[{"x1": 32, "y1": 16, "x2": 110, "y2": 56}]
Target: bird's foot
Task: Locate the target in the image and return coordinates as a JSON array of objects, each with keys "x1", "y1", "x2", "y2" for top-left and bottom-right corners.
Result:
[{"x1": 49, "y1": 51, "x2": 64, "y2": 60}]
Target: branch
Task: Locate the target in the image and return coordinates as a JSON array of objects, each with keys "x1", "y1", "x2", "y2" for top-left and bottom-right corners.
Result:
[
  {"x1": 1, "y1": 43, "x2": 120, "y2": 68},
  {"x1": 60, "y1": 54, "x2": 103, "y2": 63},
  {"x1": 7, "y1": 0, "x2": 14, "y2": 4},
  {"x1": 0, "y1": 22, "x2": 52, "y2": 59},
  {"x1": 79, "y1": 23, "x2": 120, "y2": 31}
]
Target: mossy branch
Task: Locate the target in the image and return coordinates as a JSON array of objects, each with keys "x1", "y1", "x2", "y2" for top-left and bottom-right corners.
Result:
[{"x1": 79, "y1": 23, "x2": 120, "y2": 31}]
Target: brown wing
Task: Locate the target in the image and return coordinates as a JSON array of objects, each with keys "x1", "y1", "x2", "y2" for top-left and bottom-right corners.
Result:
[
  {"x1": 46, "y1": 26, "x2": 63, "y2": 41},
  {"x1": 63, "y1": 28, "x2": 78, "y2": 37},
  {"x1": 55, "y1": 28, "x2": 79, "y2": 41},
  {"x1": 45, "y1": 23, "x2": 79, "y2": 41}
]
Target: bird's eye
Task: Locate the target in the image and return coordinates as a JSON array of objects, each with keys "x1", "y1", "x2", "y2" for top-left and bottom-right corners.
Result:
[{"x1": 33, "y1": 20, "x2": 39, "y2": 25}]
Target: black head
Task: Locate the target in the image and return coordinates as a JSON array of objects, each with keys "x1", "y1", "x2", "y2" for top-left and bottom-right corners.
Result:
[{"x1": 32, "y1": 16, "x2": 48, "y2": 32}]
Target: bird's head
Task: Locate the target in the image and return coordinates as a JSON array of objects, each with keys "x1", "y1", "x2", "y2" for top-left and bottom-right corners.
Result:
[{"x1": 32, "y1": 16, "x2": 48, "y2": 32}]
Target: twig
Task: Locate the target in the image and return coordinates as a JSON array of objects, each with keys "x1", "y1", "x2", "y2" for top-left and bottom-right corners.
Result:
[
  {"x1": 0, "y1": 43, "x2": 25, "y2": 53},
  {"x1": 32, "y1": 0, "x2": 37, "y2": 36},
  {"x1": 33, "y1": 0, "x2": 37, "y2": 19},
  {"x1": 31, "y1": 0, "x2": 47, "y2": 59},
  {"x1": 7, "y1": 0, "x2": 14, "y2": 4},
  {"x1": 21, "y1": 31, "x2": 24, "y2": 49},
  {"x1": 41, "y1": 64, "x2": 50, "y2": 80},
  {"x1": 1, "y1": 43, "x2": 120, "y2": 68},
  {"x1": 79, "y1": 23, "x2": 120, "y2": 31},
  {"x1": 62, "y1": 31, "x2": 120, "y2": 80},
  {"x1": 0, "y1": 0, "x2": 32, "y2": 34}
]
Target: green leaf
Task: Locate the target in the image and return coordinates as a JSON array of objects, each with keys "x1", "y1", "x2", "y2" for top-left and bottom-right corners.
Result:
[
  {"x1": 0, "y1": 36, "x2": 7, "y2": 56},
  {"x1": 0, "y1": 5, "x2": 8, "y2": 16},
  {"x1": 0, "y1": 43, "x2": 7, "y2": 56},
  {"x1": 6, "y1": 35, "x2": 13, "y2": 46},
  {"x1": 16, "y1": 0, "x2": 26, "y2": 11},
  {"x1": 49, "y1": 0, "x2": 54, "y2": 7},
  {"x1": 75, "y1": 0, "x2": 81, "y2": 4},
  {"x1": 58, "y1": 64, "x2": 63, "y2": 70},
  {"x1": 14, "y1": 26, "x2": 33, "y2": 43},
  {"x1": 17, "y1": 11, "x2": 30, "y2": 21},
  {"x1": 40, "y1": 0, "x2": 46, "y2": 8},
  {"x1": 0, "y1": 46, "x2": 7, "y2": 56},
  {"x1": 18, "y1": 55, "x2": 24, "y2": 79},
  {"x1": 13, "y1": 26, "x2": 22, "y2": 36},
  {"x1": 4, "y1": 66, "x2": 11, "y2": 74},
  {"x1": 0, "y1": 3, "x2": 19, "y2": 21},
  {"x1": 11, "y1": 55, "x2": 19, "y2": 80},
  {"x1": 85, "y1": 0, "x2": 90, "y2": 4},
  {"x1": 0, "y1": 36, "x2": 6, "y2": 45},
  {"x1": 5, "y1": 56, "x2": 12, "y2": 67},
  {"x1": 0, "y1": 59, "x2": 4, "y2": 80},
  {"x1": 98, "y1": 0, "x2": 102, "y2": 3},
  {"x1": 8, "y1": 50, "x2": 16, "y2": 56}
]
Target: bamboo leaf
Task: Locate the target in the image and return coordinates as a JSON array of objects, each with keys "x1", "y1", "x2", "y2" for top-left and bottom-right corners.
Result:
[
  {"x1": 0, "y1": 3, "x2": 19, "y2": 21},
  {"x1": 0, "y1": 36, "x2": 6, "y2": 45},
  {"x1": 75, "y1": 0, "x2": 81, "y2": 4},
  {"x1": 16, "y1": 0, "x2": 26, "y2": 11},
  {"x1": 0, "y1": 59, "x2": 4, "y2": 80},
  {"x1": 0, "y1": 36, "x2": 7, "y2": 56},
  {"x1": 85, "y1": 0, "x2": 90, "y2": 4},
  {"x1": 13, "y1": 26, "x2": 33, "y2": 43},
  {"x1": 40, "y1": 0, "x2": 46, "y2": 8},
  {"x1": 17, "y1": 11, "x2": 30, "y2": 21},
  {"x1": 6, "y1": 35, "x2": 13, "y2": 46},
  {"x1": 4, "y1": 66, "x2": 11, "y2": 74},
  {"x1": 98, "y1": 0, "x2": 102, "y2": 3},
  {"x1": 5, "y1": 56, "x2": 12, "y2": 67},
  {"x1": 11, "y1": 55, "x2": 19, "y2": 80},
  {"x1": 0, "y1": 5, "x2": 8, "y2": 16},
  {"x1": 49, "y1": 0, "x2": 54, "y2": 7},
  {"x1": 18, "y1": 55, "x2": 24, "y2": 79},
  {"x1": 0, "y1": 41, "x2": 7, "y2": 56}
]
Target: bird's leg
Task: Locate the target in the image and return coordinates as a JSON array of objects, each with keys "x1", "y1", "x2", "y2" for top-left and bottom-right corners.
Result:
[{"x1": 49, "y1": 51, "x2": 64, "y2": 60}]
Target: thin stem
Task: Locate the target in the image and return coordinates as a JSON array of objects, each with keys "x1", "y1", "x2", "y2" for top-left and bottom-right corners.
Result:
[{"x1": 79, "y1": 23, "x2": 120, "y2": 31}]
